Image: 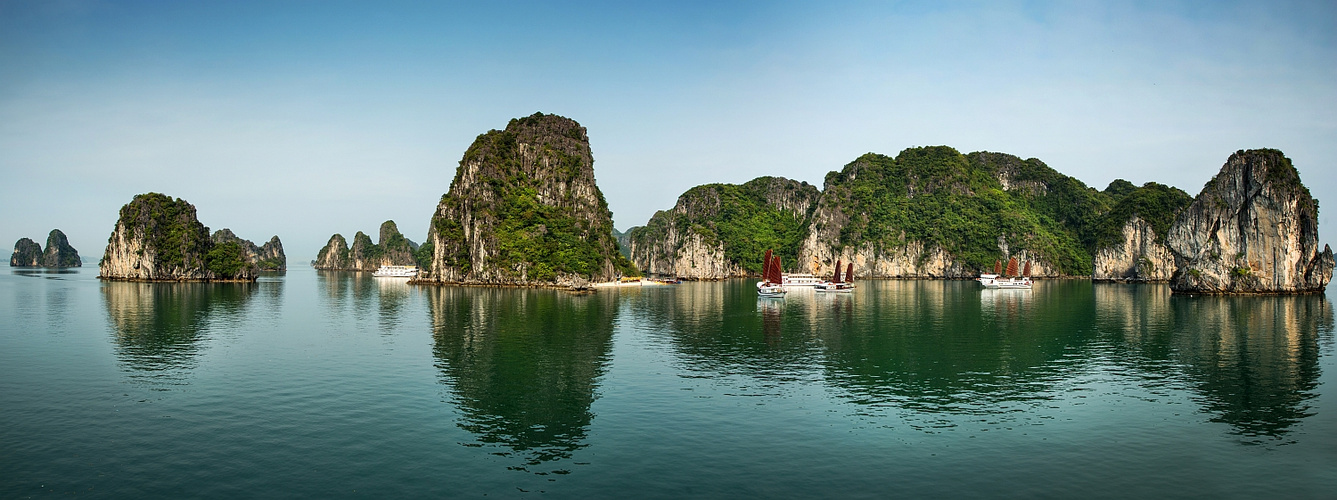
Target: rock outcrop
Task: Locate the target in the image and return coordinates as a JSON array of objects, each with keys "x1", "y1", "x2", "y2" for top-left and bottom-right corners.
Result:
[
  {"x1": 794, "y1": 148, "x2": 1103, "y2": 279},
  {"x1": 211, "y1": 229, "x2": 286, "y2": 271},
  {"x1": 314, "y1": 220, "x2": 418, "y2": 271},
  {"x1": 10, "y1": 238, "x2": 42, "y2": 267},
  {"x1": 11, "y1": 229, "x2": 83, "y2": 267},
  {"x1": 1092, "y1": 182, "x2": 1192, "y2": 282},
  {"x1": 417, "y1": 112, "x2": 636, "y2": 286},
  {"x1": 1167, "y1": 149, "x2": 1333, "y2": 294},
  {"x1": 41, "y1": 229, "x2": 82, "y2": 267},
  {"x1": 628, "y1": 176, "x2": 819, "y2": 279},
  {"x1": 98, "y1": 193, "x2": 257, "y2": 281}
]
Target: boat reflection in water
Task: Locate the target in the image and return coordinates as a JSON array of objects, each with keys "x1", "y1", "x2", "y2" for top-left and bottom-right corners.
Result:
[
  {"x1": 1096, "y1": 284, "x2": 1332, "y2": 443},
  {"x1": 425, "y1": 286, "x2": 617, "y2": 475},
  {"x1": 102, "y1": 281, "x2": 255, "y2": 389}
]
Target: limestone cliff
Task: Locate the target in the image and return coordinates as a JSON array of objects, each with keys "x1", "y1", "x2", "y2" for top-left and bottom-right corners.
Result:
[
  {"x1": 1167, "y1": 149, "x2": 1333, "y2": 294},
  {"x1": 418, "y1": 112, "x2": 635, "y2": 286},
  {"x1": 314, "y1": 220, "x2": 419, "y2": 271},
  {"x1": 99, "y1": 193, "x2": 257, "y2": 281},
  {"x1": 1092, "y1": 182, "x2": 1192, "y2": 282},
  {"x1": 10, "y1": 238, "x2": 41, "y2": 267},
  {"x1": 41, "y1": 229, "x2": 82, "y2": 267},
  {"x1": 795, "y1": 148, "x2": 1102, "y2": 279},
  {"x1": 628, "y1": 176, "x2": 819, "y2": 279},
  {"x1": 211, "y1": 229, "x2": 286, "y2": 271}
]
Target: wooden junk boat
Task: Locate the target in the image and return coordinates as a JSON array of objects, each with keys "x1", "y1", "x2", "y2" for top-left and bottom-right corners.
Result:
[
  {"x1": 977, "y1": 257, "x2": 1033, "y2": 290},
  {"x1": 756, "y1": 249, "x2": 787, "y2": 298},
  {"x1": 814, "y1": 260, "x2": 855, "y2": 293}
]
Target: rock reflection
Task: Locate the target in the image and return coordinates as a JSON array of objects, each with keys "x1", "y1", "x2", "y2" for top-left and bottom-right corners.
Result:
[
  {"x1": 102, "y1": 281, "x2": 254, "y2": 388},
  {"x1": 426, "y1": 287, "x2": 616, "y2": 474},
  {"x1": 820, "y1": 280, "x2": 1099, "y2": 417},
  {"x1": 318, "y1": 271, "x2": 407, "y2": 333}
]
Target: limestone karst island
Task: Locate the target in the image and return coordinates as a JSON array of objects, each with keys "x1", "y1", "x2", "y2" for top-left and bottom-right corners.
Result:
[
  {"x1": 78, "y1": 113, "x2": 1331, "y2": 295},
  {"x1": 10, "y1": 229, "x2": 81, "y2": 268}
]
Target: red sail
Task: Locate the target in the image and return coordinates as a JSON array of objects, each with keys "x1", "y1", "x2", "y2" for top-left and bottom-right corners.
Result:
[
  {"x1": 762, "y1": 249, "x2": 774, "y2": 283},
  {"x1": 994, "y1": 260, "x2": 1001, "y2": 275},
  {"x1": 1022, "y1": 261, "x2": 1031, "y2": 277},
  {"x1": 832, "y1": 259, "x2": 843, "y2": 283},
  {"x1": 770, "y1": 255, "x2": 784, "y2": 284},
  {"x1": 846, "y1": 263, "x2": 854, "y2": 283},
  {"x1": 1006, "y1": 257, "x2": 1018, "y2": 277}
]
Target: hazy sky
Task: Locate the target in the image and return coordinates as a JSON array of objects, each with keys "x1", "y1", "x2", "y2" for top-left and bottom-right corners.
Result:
[{"x1": 3, "y1": 1, "x2": 1335, "y2": 261}]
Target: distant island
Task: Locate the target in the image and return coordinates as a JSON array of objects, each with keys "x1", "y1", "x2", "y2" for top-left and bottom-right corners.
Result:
[
  {"x1": 314, "y1": 220, "x2": 425, "y2": 272},
  {"x1": 98, "y1": 193, "x2": 286, "y2": 282},
  {"x1": 627, "y1": 147, "x2": 1331, "y2": 294},
  {"x1": 9, "y1": 229, "x2": 81, "y2": 268}
]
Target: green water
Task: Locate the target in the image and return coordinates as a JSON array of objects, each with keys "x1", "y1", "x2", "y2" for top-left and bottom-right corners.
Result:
[{"x1": 2, "y1": 267, "x2": 1334, "y2": 498}]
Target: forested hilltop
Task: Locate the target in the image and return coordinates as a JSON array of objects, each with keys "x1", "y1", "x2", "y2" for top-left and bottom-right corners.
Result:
[{"x1": 630, "y1": 146, "x2": 1194, "y2": 280}]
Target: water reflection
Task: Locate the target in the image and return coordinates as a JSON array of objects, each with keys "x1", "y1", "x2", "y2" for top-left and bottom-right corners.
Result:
[
  {"x1": 818, "y1": 280, "x2": 1098, "y2": 419},
  {"x1": 425, "y1": 287, "x2": 616, "y2": 474},
  {"x1": 1096, "y1": 284, "x2": 1332, "y2": 442},
  {"x1": 316, "y1": 271, "x2": 408, "y2": 334},
  {"x1": 102, "y1": 281, "x2": 255, "y2": 388}
]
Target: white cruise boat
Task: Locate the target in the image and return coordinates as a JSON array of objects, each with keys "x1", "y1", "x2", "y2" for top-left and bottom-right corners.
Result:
[
  {"x1": 977, "y1": 257, "x2": 1032, "y2": 289},
  {"x1": 814, "y1": 260, "x2": 856, "y2": 293},
  {"x1": 373, "y1": 265, "x2": 419, "y2": 278},
  {"x1": 782, "y1": 273, "x2": 823, "y2": 287}
]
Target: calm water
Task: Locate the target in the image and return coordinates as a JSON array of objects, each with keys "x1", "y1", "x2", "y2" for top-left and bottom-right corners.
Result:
[{"x1": 2, "y1": 267, "x2": 1335, "y2": 498}]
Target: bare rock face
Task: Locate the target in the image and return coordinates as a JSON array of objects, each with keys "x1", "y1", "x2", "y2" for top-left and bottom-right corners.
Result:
[
  {"x1": 1093, "y1": 217, "x2": 1176, "y2": 282},
  {"x1": 41, "y1": 229, "x2": 82, "y2": 267},
  {"x1": 10, "y1": 238, "x2": 41, "y2": 267},
  {"x1": 314, "y1": 234, "x2": 351, "y2": 269},
  {"x1": 99, "y1": 193, "x2": 257, "y2": 281},
  {"x1": 628, "y1": 176, "x2": 819, "y2": 280},
  {"x1": 1167, "y1": 149, "x2": 1333, "y2": 294},
  {"x1": 313, "y1": 221, "x2": 416, "y2": 271},
  {"x1": 418, "y1": 113, "x2": 633, "y2": 285},
  {"x1": 211, "y1": 229, "x2": 286, "y2": 271}
]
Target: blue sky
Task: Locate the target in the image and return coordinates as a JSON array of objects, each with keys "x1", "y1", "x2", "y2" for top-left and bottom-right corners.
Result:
[{"x1": 2, "y1": 1, "x2": 1335, "y2": 260}]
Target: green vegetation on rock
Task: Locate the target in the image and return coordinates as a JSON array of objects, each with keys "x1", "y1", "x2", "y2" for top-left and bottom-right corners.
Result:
[{"x1": 1093, "y1": 181, "x2": 1193, "y2": 248}]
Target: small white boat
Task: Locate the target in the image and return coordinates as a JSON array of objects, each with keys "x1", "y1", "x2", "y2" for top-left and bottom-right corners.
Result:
[
  {"x1": 814, "y1": 260, "x2": 855, "y2": 293},
  {"x1": 373, "y1": 265, "x2": 419, "y2": 278}
]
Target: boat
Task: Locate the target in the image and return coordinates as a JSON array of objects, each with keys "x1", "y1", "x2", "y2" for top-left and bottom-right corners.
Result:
[
  {"x1": 815, "y1": 261, "x2": 855, "y2": 293},
  {"x1": 977, "y1": 257, "x2": 1032, "y2": 289},
  {"x1": 373, "y1": 265, "x2": 419, "y2": 278},
  {"x1": 756, "y1": 249, "x2": 787, "y2": 298},
  {"x1": 781, "y1": 273, "x2": 823, "y2": 287}
]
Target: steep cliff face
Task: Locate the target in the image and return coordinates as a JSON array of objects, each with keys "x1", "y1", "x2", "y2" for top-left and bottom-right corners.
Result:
[
  {"x1": 41, "y1": 229, "x2": 82, "y2": 267},
  {"x1": 1092, "y1": 217, "x2": 1177, "y2": 282},
  {"x1": 211, "y1": 229, "x2": 286, "y2": 271},
  {"x1": 795, "y1": 148, "x2": 1100, "y2": 279},
  {"x1": 1091, "y1": 182, "x2": 1192, "y2": 282},
  {"x1": 419, "y1": 113, "x2": 635, "y2": 286},
  {"x1": 314, "y1": 234, "x2": 350, "y2": 269},
  {"x1": 10, "y1": 238, "x2": 41, "y2": 267},
  {"x1": 1167, "y1": 149, "x2": 1333, "y2": 294},
  {"x1": 628, "y1": 176, "x2": 819, "y2": 279},
  {"x1": 99, "y1": 193, "x2": 257, "y2": 281},
  {"x1": 314, "y1": 221, "x2": 417, "y2": 271}
]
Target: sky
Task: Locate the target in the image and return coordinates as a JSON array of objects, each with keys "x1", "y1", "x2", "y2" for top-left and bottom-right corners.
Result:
[{"x1": 2, "y1": 0, "x2": 1335, "y2": 261}]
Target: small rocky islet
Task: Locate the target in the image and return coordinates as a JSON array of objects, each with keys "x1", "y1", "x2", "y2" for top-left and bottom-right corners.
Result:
[
  {"x1": 314, "y1": 220, "x2": 423, "y2": 272},
  {"x1": 97, "y1": 193, "x2": 286, "y2": 282},
  {"x1": 9, "y1": 229, "x2": 81, "y2": 267}
]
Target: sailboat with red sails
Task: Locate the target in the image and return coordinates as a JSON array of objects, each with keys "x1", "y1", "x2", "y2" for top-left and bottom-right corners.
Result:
[
  {"x1": 756, "y1": 249, "x2": 787, "y2": 297},
  {"x1": 814, "y1": 260, "x2": 855, "y2": 293}
]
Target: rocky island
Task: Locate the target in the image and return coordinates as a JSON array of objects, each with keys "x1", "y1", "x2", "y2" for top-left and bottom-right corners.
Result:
[
  {"x1": 415, "y1": 112, "x2": 637, "y2": 286},
  {"x1": 1167, "y1": 149, "x2": 1332, "y2": 294},
  {"x1": 10, "y1": 229, "x2": 83, "y2": 267},
  {"x1": 98, "y1": 193, "x2": 266, "y2": 282},
  {"x1": 627, "y1": 146, "x2": 1329, "y2": 294},
  {"x1": 212, "y1": 229, "x2": 288, "y2": 271},
  {"x1": 314, "y1": 220, "x2": 422, "y2": 271}
]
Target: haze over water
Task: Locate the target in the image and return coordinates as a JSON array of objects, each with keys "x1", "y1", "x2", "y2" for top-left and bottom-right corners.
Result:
[{"x1": 2, "y1": 267, "x2": 1335, "y2": 497}]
